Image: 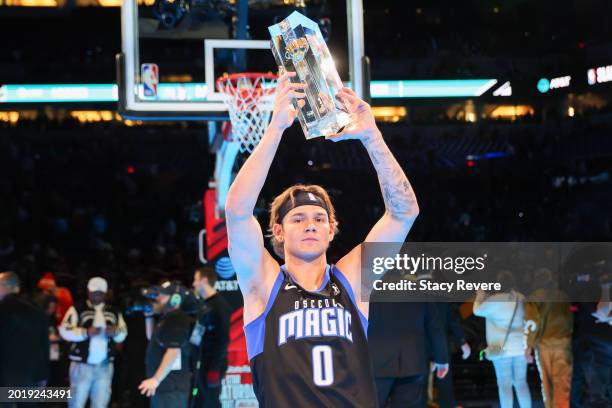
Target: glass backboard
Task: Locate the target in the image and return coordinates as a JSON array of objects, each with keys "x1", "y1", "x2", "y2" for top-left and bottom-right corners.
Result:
[{"x1": 118, "y1": 0, "x2": 365, "y2": 120}]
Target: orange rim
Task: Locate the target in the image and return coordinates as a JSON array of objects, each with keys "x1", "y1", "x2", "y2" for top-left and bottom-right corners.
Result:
[{"x1": 216, "y1": 72, "x2": 277, "y2": 97}]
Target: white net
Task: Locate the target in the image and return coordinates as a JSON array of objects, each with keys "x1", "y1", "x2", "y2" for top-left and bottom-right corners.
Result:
[{"x1": 217, "y1": 73, "x2": 277, "y2": 154}]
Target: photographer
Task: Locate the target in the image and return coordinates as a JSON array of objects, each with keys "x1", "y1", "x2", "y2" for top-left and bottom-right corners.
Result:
[
  {"x1": 190, "y1": 267, "x2": 230, "y2": 408},
  {"x1": 139, "y1": 281, "x2": 193, "y2": 408},
  {"x1": 59, "y1": 276, "x2": 127, "y2": 408}
]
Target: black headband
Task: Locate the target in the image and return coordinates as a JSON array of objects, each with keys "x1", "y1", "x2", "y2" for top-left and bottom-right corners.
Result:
[{"x1": 278, "y1": 190, "x2": 329, "y2": 222}]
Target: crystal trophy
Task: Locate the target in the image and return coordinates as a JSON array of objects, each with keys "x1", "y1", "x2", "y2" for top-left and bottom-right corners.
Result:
[{"x1": 268, "y1": 11, "x2": 353, "y2": 139}]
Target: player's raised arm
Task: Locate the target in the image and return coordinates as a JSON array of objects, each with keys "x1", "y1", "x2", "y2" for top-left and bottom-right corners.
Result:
[
  {"x1": 333, "y1": 88, "x2": 419, "y2": 299},
  {"x1": 225, "y1": 72, "x2": 306, "y2": 294}
]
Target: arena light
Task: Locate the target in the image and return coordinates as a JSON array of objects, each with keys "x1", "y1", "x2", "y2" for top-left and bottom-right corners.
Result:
[
  {"x1": 489, "y1": 105, "x2": 534, "y2": 119},
  {"x1": 69, "y1": 110, "x2": 119, "y2": 123},
  {"x1": 0, "y1": 111, "x2": 20, "y2": 124},
  {"x1": 0, "y1": 0, "x2": 152, "y2": 5},
  {"x1": 371, "y1": 106, "x2": 407, "y2": 123},
  {"x1": 97, "y1": 0, "x2": 122, "y2": 5},
  {"x1": 0, "y1": 110, "x2": 39, "y2": 123},
  {"x1": 466, "y1": 152, "x2": 509, "y2": 161},
  {"x1": 1, "y1": 0, "x2": 58, "y2": 6}
]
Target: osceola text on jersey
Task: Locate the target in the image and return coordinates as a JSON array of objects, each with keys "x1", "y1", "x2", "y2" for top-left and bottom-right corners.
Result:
[{"x1": 278, "y1": 299, "x2": 353, "y2": 346}]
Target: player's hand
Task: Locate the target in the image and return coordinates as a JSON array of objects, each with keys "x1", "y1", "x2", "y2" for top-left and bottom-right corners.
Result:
[
  {"x1": 138, "y1": 377, "x2": 159, "y2": 397},
  {"x1": 326, "y1": 87, "x2": 378, "y2": 143},
  {"x1": 461, "y1": 342, "x2": 471, "y2": 360},
  {"x1": 269, "y1": 71, "x2": 306, "y2": 132}
]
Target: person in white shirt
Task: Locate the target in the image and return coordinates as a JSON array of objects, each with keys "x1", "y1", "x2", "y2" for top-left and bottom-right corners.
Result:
[
  {"x1": 59, "y1": 277, "x2": 127, "y2": 408},
  {"x1": 473, "y1": 271, "x2": 532, "y2": 408}
]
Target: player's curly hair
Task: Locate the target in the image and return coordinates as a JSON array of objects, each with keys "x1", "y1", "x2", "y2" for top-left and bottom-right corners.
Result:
[{"x1": 268, "y1": 184, "x2": 339, "y2": 259}]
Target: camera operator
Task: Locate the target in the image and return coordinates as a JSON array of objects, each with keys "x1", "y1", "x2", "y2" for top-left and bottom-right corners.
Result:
[
  {"x1": 190, "y1": 267, "x2": 230, "y2": 408},
  {"x1": 139, "y1": 280, "x2": 193, "y2": 408}
]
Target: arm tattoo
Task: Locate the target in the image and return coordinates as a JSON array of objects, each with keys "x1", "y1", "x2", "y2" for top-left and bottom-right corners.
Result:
[{"x1": 363, "y1": 135, "x2": 418, "y2": 219}]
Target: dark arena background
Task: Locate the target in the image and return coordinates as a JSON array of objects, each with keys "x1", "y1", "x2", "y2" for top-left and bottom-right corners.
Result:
[{"x1": 0, "y1": 1, "x2": 611, "y2": 408}]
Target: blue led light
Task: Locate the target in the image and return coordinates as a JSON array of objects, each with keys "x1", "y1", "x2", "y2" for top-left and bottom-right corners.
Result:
[
  {"x1": 537, "y1": 78, "x2": 550, "y2": 94},
  {"x1": 0, "y1": 79, "x2": 499, "y2": 104},
  {"x1": 0, "y1": 84, "x2": 117, "y2": 103}
]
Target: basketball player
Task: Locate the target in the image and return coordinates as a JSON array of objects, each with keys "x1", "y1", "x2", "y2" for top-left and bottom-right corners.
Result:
[{"x1": 225, "y1": 71, "x2": 419, "y2": 407}]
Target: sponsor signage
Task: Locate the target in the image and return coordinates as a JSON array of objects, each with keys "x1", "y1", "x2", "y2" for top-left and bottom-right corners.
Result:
[
  {"x1": 587, "y1": 64, "x2": 612, "y2": 85},
  {"x1": 538, "y1": 75, "x2": 571, "y2": 93}
]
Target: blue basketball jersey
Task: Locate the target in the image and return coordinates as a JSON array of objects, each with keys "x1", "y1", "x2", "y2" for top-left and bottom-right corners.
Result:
[{"x1": 244, "y1": 264, "x2": 378, "y2": 407}]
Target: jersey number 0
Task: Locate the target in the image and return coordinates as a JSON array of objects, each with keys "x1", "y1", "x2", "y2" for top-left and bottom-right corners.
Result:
[{"x1": 312, "y1": 345, "x2": 334, "y2": 386}]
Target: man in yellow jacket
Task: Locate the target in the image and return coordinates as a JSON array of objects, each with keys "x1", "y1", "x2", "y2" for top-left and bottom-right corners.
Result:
[{"x1": 525, "y1": 268, "x2": 573, "y2": 408}]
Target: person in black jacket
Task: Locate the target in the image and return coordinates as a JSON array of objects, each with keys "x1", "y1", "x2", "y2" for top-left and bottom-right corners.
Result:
[
  {"x1": 32, "y1": 291, "x2": 66, "y2": 387},
  {"x1": 429, "y1": 302, "x2": 471, "y2": 408},
  {"x1": 139, "y1": 281, "x2": 193, "y2": 408},
  {"x1": 191, "y1": 266, "x2": 231, "y2": 408},
  {"x1": 0, "y1": 271, "x2": 49, "y2": 387},
  {"x1": 571, "y1": 301, "x2": 612, "y2": 408},
  {"x1": 369, "y1": 295, "x2": 449, "y2": 408}
]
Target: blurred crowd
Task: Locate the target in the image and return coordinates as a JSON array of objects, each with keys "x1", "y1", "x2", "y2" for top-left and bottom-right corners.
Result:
[
  {"x1": 0, "y1": 115, "x2": 611, "y2": 406},
  {"x1": 1, "y1": 116, "x2": 612, "y2": 290}
]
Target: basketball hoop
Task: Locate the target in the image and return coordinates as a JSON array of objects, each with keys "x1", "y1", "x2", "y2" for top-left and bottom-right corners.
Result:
[{"x1": 216, "y1": 72, "x2": 277, "y2": 154}]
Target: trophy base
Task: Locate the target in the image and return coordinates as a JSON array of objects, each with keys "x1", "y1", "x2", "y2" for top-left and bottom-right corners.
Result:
[{"x1": 303, "y1": 110, "x2": 353, "y2": 139}]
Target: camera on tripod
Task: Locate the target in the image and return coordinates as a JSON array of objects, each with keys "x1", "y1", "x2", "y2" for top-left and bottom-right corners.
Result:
[{"x1": 124, "y1": 281, "x2": 203, "y2": 316}]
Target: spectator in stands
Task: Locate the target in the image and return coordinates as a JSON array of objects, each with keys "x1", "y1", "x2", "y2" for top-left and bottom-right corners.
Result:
[
  {"x1": 525, "y1": 268, "x2": 573, "y2": 408},
  {"x1": 190, "y1": 266, "x2": 231, "y2": 408},
  {"x1": 59, "y1": 277, "x2": 128, "y2": 408},
  {"x1": 38, "y1": 271, "x2": 74, "y2": 324},
  {"x1": 570, "y1": 263, "x2": 612, "y2": 408},
  {"x1": 369, "y1": 280, "x2": 449, "y2": 408},
  {"x1": 429, "y1": 302, "x2": 472, "y2": 408},
  {"x1": 0, "y1": 271, "x2": 49, "y2": 387},
  {"x1": 473, "y1": 271, "x2": 532, "y2": 408},
  {"x1": 32, "y1": 291, "x2": 66, "y2": 386}
]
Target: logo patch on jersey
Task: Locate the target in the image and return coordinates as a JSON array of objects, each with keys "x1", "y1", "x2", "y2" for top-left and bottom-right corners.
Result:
[
  {"x1": 331, "y1": 283, "x2": 340, "y2": 296},
  {"x1": 278, "y1": 307, "x2": 353, "y2": 346},
  {"x1": 284, "y1": 282, "x2": 298, "y2": 291}
]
